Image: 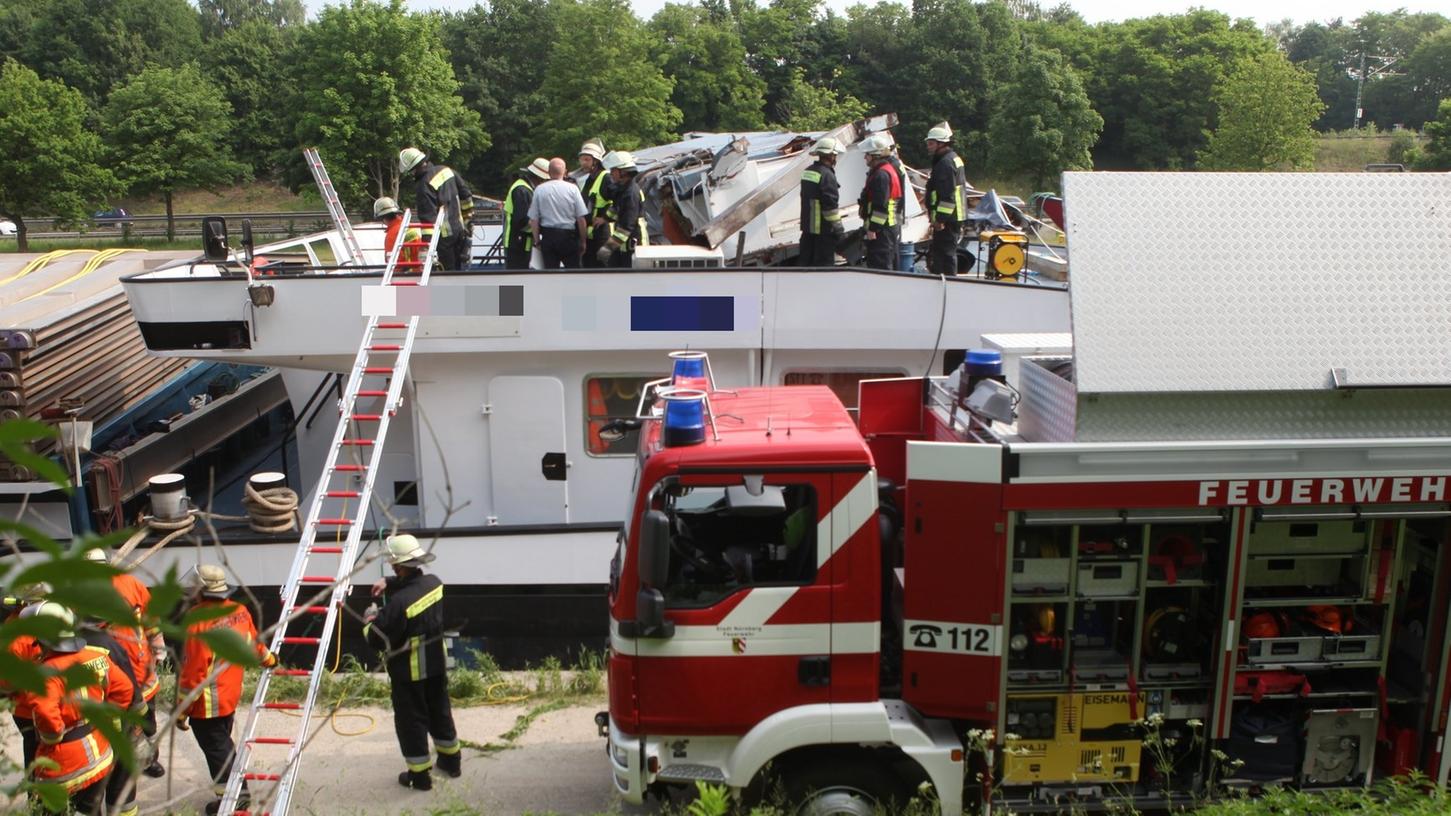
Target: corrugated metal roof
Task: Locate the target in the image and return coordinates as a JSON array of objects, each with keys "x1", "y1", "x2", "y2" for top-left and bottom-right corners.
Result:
[{"x1": 1062, "y1": 172, "x2": 1451, "y2": 393}]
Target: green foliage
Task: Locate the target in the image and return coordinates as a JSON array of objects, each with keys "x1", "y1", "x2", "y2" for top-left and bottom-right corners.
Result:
[
  {"x1": 1418, "y1": 99, "x2": 1451, "y2": 170},
  {"x1": 1387, "y1": 129, "x2": 1419, "y2": 165},
  {"x1": 1195, "y1": 774, "x2": 1451, "y2": 816},
  {"x1": 987, "y1": 45, "x2": 1101, "y2": 190},
  {"x1": 1199, "y1": 52, "x2": 1325, "y2": 171},
  {"x1": 533, "y1": 0, "x2": 682, "y2": 160},
  {"x1": 774, "y1": 67, "x2": 867, "y2": 131},
  {"x1": 650, "y1": 3, "x2": 767, "y2": 132},
  {"x1": 198, "y1": 0, "x2": 305, "y2": 39},
  {"x1": 287, "y1": 0, "x2": 486, "y2": 208},
  {"x1": 439, "y1": 0, "x2": 558, "y2": 188},
  {"x1": 0, "y1": 0, "x2": 202, "y2": 103},
  {"x1": 686, "y1": 781, "x2": 732, "y2": 816},
  {"x1": 202, "y1": 19, "x2": 301, "y2": 177},
  {"x1": 0, "y1": 60, "x2": 121, "y2": 252},
  {"x1": 102, "y1": 64, "x2": 249, "y2": 239}
]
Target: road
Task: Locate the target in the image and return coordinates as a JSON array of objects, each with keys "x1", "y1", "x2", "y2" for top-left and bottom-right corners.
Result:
[{"x1": 2, "y1": 699, "x2": 625, "y2": 815}]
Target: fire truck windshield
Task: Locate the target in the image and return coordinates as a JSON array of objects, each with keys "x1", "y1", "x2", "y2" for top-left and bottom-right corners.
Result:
[{"x1": 659, "y1": 482, "x2": 818, "y2": 608}]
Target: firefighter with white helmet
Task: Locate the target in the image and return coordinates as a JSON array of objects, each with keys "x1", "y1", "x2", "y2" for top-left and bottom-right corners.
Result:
[
  {"x1": 799, "y1": 136, "x2": 846, "y2": 266},
  {"x1": 600, "y1": 151, "x2": 648, "y2": 267},
  {"x1": 924, "y1": 121, "x2": 968, "y2": 275},
  {"x1": 398, "y1": 146, "x2": 475, "y2": 271},
  {"x1": 578, "y1": 138, "x2": 613, "y2": 266},
  {"x1": 365, "y1": 533, "x2": 460, "y2": 790},
  {"x1": 857, "y1": 133, "x2": 901, "y2": 270}
]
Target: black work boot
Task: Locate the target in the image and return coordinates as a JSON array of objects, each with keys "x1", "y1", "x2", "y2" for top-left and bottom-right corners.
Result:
[
  {"x1": 398, "y1": 769, "x2": 433, "y2": 791},
  {"x1": 435, "y1": 752, "x2": 461, "y2": 778},
  {"x1": 144, "y1": 758, "x2": 166, "y2": 778}
]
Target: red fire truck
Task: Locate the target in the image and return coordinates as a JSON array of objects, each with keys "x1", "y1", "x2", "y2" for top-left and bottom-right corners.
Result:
[{"x1": 602, "y1": 352, "x2": 1451, "y2": 813}]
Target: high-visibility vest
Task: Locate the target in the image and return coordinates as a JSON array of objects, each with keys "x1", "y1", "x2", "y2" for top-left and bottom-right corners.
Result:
[
  {"x1": 502, "y1": 178, "x2": 533, "y2": 251},
  {"x1": 109, "y1": 573, "x2": 159, "y2": 702},
  {"x1": 25, "y1": 646, "x2": 132, "y2": 793},
  {"x1": 179, "y1": 599, "x2": 273, "y2": 719}
]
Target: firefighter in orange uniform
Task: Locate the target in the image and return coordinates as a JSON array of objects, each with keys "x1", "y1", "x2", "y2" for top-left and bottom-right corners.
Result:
[
  {"x1": 177, "y1": 565, "x2": 276, "y2": 815},
  {"x1": 18, "y1": 602, "x2": 133, "y2": 815},
  {"x1": 2, "y1": 583, "x2": 48, "y2": 768},
  {"x1": 84, "y1": 548, "x2": 166, "y2": 777}
]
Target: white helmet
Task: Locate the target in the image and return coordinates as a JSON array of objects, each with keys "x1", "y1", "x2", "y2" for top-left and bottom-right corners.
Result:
[
  {"x1": 22, "y1": 601, "x2": 84, "y2": 652},
  {"x1": 809, "y1": 136, "x2": 845, "y2": 156},
  {"x1": 83, "y1": 547, "x2": 110, "y2": 563},
  {"x1": 373, "y1": 197, "x2": 401, "y2": 219},
  {"x1": 399, "y1": 147, "x2": 426, "y2": 173},
  {"x1": 863, "y1": 133, "x2": 893, "y2": 157},
  {"x1": 524, "y1": 157, "x2": 551, "y2": 180},
  {"x1": 602, "y1": 150, "x2": 637, "y2": 171},
  {"x1": 579, "y1": 138, "x2": 606, "y2": 161},
  {"x1": 925, "y1": 122, "x2": 953, "y2": 143},
  {"x1": 386, "y1": 534, "x2": 435, "y2": 567}
]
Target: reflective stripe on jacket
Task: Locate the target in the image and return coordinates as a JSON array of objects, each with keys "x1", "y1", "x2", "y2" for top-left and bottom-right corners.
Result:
[
  {"x1": 179, "y1": 599, "x2": 273, "y2": 719},
  {"x1": 23, "y1": 645, "x2": 132, "y2": 792},
  {"x1": 860, "y1": 162, "x2": 900, "y2": 228},
  {"x1": 503, "y1": 178, "x2": 533, "y2": 250},
  {"x1": 927, "y1": 149, "x2": 967, "y2": 223},
  {"x1": 800, "y1": 161, "x2": 842, "y2": 236},
  {"x1": 414, "y1": 162, "x2": 472, "y2": 238},
  {"x1": 608, "y1": 179, "x2": 649, "y2": 248},
  {"x1": 364, "y1": 571, "x2": 447, "y2": 682}
]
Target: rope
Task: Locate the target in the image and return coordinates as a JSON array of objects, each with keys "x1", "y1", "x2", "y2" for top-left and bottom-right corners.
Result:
[{"x1": 241, "y1": 484, "x2": 300, "y2": 533}]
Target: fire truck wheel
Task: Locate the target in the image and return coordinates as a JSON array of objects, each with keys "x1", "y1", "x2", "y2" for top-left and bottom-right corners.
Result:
[{"x1": 782, "y1": 758, "x2": 908, "y2": 816}]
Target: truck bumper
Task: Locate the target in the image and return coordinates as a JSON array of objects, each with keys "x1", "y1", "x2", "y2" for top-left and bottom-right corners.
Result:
[{"x1": 608, "y1": 718, "x2": 648, "y2": 803}]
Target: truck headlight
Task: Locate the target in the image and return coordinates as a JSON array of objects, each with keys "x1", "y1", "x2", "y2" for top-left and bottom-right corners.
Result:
[{"x1": 612, "y1": 742, "x2": 629, "y2": 767}]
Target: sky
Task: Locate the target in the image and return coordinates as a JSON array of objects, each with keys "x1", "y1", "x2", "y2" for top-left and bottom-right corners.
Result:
[{"x1": 304, "y1": 0, "x2": 1447, "y2": 26}]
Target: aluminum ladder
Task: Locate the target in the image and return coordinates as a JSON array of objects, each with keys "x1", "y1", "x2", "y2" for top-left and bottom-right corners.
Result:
[
  {"x1": 302, "y1": 147, "x2": 366, "y2": 267},
  {"x1": 217, "y1": 209, "x2": 443, "y2": 816}
]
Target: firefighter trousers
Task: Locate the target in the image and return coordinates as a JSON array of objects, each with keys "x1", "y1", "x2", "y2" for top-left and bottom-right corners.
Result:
[
  {"x1": 504, "y1": 244, "x2": 530, "y2": 270},
  {"x1": 390, "y1": 673, "x2": 459, "y2": 771},
  {"x1": 927, "y1": 223, "x2": 962, "y2": 276},
  {"x1": 798, "y1": 232, "x2": 837, "y2": 267},
  {"x1": 105, "y1": 752, "x2": 137, "y2": 816},
  {"x1": 36, "y1": 774, "x2": 108, "y2": 815},
  {"x1": 864, "y1": 227, "x2": 898, "y2": 271},
  {"x1": 14, "y1": 714, "x2": 36, "y2": 768},
  {"x1": 190, "y1": 714, "x2": 240, "y2": 796}
]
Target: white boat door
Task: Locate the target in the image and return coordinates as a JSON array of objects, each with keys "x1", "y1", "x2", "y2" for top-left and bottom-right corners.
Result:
[{"x1": 487, "y1": 376, "x2": 569, "y2": 524}]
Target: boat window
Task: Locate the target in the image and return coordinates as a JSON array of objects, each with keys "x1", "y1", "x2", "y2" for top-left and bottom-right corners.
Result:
[
  {"x1": 660, "y1": 482, "x2": 817, "y2": 608},
  {"x1": 585, "y1": 374, "x2": 664, "y2": 457},
  {"x1": 783, "y1": 369, "x2": 906, "y2": 410},
  {"x1": 307, "y1": 238, "x2": 337, "y2": 266}
]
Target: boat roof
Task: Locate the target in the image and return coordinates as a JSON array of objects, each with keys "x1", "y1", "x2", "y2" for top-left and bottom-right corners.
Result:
[
  {"x1": 645, "y1": 385, "x2": 871, "y2": 471},
  {"x1": 1062, "y1": 171, "x2": 1451, "y2": 394}
]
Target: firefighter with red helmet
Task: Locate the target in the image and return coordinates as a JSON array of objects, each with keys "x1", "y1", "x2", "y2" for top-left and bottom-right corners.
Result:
[
  {"x1": 17, "y1": 602, "x2": 134, "y2": 814},
  {"x1": 365, "y1": 534, "x2": 461, "y2": 791},
  {"x1": 177, "y1": 565, "x2": 277, "y2": 815}
]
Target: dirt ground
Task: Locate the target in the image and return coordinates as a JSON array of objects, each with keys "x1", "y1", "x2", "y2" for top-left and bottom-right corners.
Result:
[{"x1": 2, "y1": 699, "x2": 624, "y2": 815}]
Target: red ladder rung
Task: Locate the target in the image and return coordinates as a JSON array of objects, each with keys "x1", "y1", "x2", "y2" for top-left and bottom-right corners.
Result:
[
  {"x1": 250, "y1": 737, "x2": 294, "y2": 745},
  {"x1": 349, "y1": 414, "x2": 380, "y2": 422},
  {"x1": 325, "y1": 490, "x2": 361, "y2": 498},
  {"x1": 355, "y1": 390, "x2": 388, "y2": 398},
  {"x1": 377, "y1": 322, "x2": 408, "y2": 329},
  {"x1": 369, "y1": 344, "x2": 401, "y2": 351},
  {"x1": 390, "y1": 281, "x2": 420, "y2": 286},
  {"x1": 316, "y1": 518, "x2": 351, "y2": 526},
  {"x1": 309, "y1": 546, "x2": 343, "y2": 554},
  {"x1": 263, "y1": 701, "x2": 302, "y2": 710},
  {"x1": 340, "y1": 439, "x2": 374, "y2": 446},
  {"x1": 363, "y1": 367, "x2": 393, "y2": 375},
  {"x1": 299, "y1": 575, "x2": 335, "y2": 583},
  {"x1": 281, "y1": 636, "x2": 321, "y2": 645},
  {"x1": 402, "y1": 240, "x2": 430, "y2": 248},
  {"x1": 272, "y1": 669, "x2": 309, "y2": 677},
  {"x1": 243, "y1": 773, "x2": 282, "y2": 781},
  {"x1": 291, "y1": 606, "x2": 330, "y2": 614}
]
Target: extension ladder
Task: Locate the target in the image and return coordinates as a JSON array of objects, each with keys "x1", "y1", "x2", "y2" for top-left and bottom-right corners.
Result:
[
  {"x1": 302, "y1": 147, "x2": 366, "y2": 267},
  {"x1": 218, "y1": 208, "x2": 443, "y2": 816}
]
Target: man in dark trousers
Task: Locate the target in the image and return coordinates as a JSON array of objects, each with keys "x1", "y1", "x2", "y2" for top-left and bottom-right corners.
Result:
[
  {"x1": 503, "y1": 158, "x2": 549, "y2": 269},
  {"x1": 577, "y1": 138, "x2": 612, "y2": 267},
  {"x1": 398, "y1": 147, "x2": 475, "y2": 271},
  {"x1": 600, "y1": 151, "x2": 648, "y2": 268},
  {"x1": 924, "y1": 122, "x2": 967, "y2": 276},
  {"x1": 365, "y1": 534, "x2": 460, "y2": 791},
  {"x1": 858, "y1": 134, "x2": 900, "y2": 270},
  {"x1": 798, "y1": 136, "x2": 845, "y2": 266}
]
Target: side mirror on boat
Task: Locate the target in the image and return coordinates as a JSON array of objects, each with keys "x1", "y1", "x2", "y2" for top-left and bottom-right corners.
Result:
[
  {"x1": 202, "y1": 216, "x2": 229, "y2": 261},
  {"x1": 241, "y1": 220, "x2": 255, "y2": 264}
]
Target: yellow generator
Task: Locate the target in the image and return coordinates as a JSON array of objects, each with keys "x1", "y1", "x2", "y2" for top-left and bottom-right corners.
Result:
[
  {"x1": 1003, "y1": 692, "x2": 1144, "y2": 784},
  {"x1": 978, "y1": 229, "x2": 1029, "y2": 278}
]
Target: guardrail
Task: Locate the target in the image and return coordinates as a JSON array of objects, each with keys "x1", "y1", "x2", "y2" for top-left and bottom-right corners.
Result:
[{"x1": 5, "y1": 208, "x2": 505, "y2": 241}]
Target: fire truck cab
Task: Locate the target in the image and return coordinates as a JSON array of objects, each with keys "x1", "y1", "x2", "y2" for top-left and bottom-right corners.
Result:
[{"x1": 605, "y1": 172, "x2": 1451, "y2": 813}]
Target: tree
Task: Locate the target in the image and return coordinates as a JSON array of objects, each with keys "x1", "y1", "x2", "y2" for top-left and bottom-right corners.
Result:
[
  {"x1": 1417, "y1": 98, "x2": 1451, "y2": 171},
  {"x1": 650, "y1": 3, "x2": 766, "y2": 132},
  {"x1": 1198, "y1": 52, "x2": 1324, "y2": 171},
  {"x1": 285, "y1": 0, "x2": 486, "y2": 208},
  {"x1": 534, "y1": 0, "x2": 681, "y2": 160},
  {"x1": 1405, "y1": 28, "x2": 1451, "y2": 128},
  {"x1": 198, "y1": 0, "x2": 305, "y2": 38},
  {"x1": 0, "y1": 0, "x2": 202, "y2": 103},
  {"x1": 102, "y1": 65, "x2": 249, "y2": 240},
  {"x1": 0, "y1": 60, "x2": 120, "y2": 252},
  {"x1": 774, "y1": 67, "x2": 867, "y2": 130},
  {"x1": 440, "y1": 0, "x2": 557, "y2": 190},
  {"x1": 987, "y1": 46, "x2": 1101, "y2": 191},
  {"x1": 202, "y1": 19, "x2": 299, "y2": 177}
]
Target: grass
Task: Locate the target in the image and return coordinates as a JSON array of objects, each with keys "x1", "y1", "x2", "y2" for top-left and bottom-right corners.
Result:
[
  {"x1": 116, "y1": 181, "x2": 321, "y2": 215},
  {"x1": 1312, "y1": 129, "x2": 1424, "y2": 171}
]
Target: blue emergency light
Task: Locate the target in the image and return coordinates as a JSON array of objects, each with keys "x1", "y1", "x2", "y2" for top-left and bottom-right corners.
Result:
[
  {"x1": 669, "y1": 350, "x2": 711, "y2": 391},
  {"x1": 660, "y1": 388, "x2": 708, "y2": 447}
]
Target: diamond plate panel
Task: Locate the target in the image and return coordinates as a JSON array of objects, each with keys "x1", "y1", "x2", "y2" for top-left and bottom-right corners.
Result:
[
  {"x1": 1018, "y1": 356, "x2": 1077, "y2": 443},
  {"x1": 1061, "y1": 172, "x2": 1451, "y2": 393},
  {"x1": 1074, "y1": 390, "x2": 1451, "y2": 442}
]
